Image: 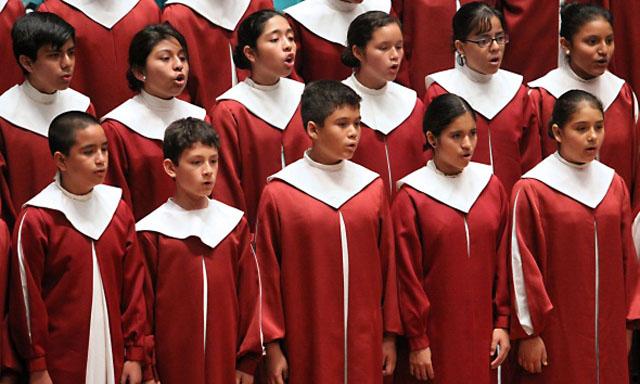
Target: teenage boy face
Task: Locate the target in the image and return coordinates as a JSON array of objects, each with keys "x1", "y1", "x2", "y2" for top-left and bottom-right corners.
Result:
[
  {"x1": 167, "y1": 143, "x2": 219, "y2": 200},
  {"x1": 21, "y1": 38, "x2": 75, "y2": 93},
  {"x1": 308, "y1": 105, "x2": 361, "y2": 164},
  {"x1": 56, "y1": 124, "x2": 109, "y2": 194}
]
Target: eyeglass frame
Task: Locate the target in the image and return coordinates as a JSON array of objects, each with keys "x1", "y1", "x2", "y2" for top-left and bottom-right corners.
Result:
[{"x1": 463, "y1": 34, "x2": 510, "y2": 48}]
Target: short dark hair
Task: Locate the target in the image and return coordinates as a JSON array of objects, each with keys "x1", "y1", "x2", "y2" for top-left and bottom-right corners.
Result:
[
  {"x1": 423, "y1": 93, "x2": 476, "y2": 150},
  {"x1": 48, "y1": 111, "x2": 100, "y2": 156},
  {"x1": 341, "y1": 11, "x2": 401, "y2": 68},
  {"x1": 548, "y1": 90, "x2": 604, "y2": 139},
  {"x1": 163, "y1": 117, "x2": 220, "y2": 164},
  {"x1": 301, "y1": 80, "x2": 361, "y2": 128},
  {"x1": 127, "y1": 23, "x2": 189, "y2": 92},
  {"x1": 233, "y1": 10, "x2": 284, "y2": 70},
  {"x1": 12, "y1": 12, "x2": 75, "y2": 75},
  {"x1": 452, "y1": 2, "x2": 506, "y2": 50},
  {"x1": 560, "y1": 3, "x2": 613, "y2": 43}
]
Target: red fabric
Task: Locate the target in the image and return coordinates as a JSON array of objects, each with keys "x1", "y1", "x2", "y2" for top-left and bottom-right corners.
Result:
[
  {"x1": 392, "y1": 175, "x2": 510, "y2": 383},
  {"x1": 8, "y1": 201, "x2": 146, "y2": 382},
  {"x1": 530, "y1": 84, "x2": 640, "y2": 210},
  {"x1": 138, "y1": 217, "x2": 262, "y2": 383},
  {"x1": 210, "y1": 101, "x2": 309, "y2": 229},
  {"x1": 350, "y1": 99, "x2": 426, "y2": 199},
  {"x1": 161, "y1": 0, "x2": 273, "y2": 111},
  {"x1": 509, "y1": 175, "x2": 640, "y2": 383},
  {"x1": 0, "y1": 103, "x2": 96, "y2": 229},
  {"x1": 424, "y1": 83, "x2": 540, "y2": 195},
  {"x1": 39, "y1": 0, "x2": 161, "y2": 117},
  {"x1": 256, "y1": 178, "x2": 402, "y2": 384},
  {"x1": 0, "y1": 219, "x2": 19, "y2": 374},
  {"x1": 605, "y1": 1, "x2": 640, "y2": 95},
  {"x1": 0, "y1": 0, "x2": 23, "y2": 94}
]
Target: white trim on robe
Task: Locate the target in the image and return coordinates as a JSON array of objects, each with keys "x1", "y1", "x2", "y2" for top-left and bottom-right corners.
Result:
[
  {"x1": 217, "y1": 77, "x2": 304, "y2": 131},
  {"x1": 528, "y1": 65, "x2": 625, "y2": 112},
  {"x1": 101, "y1": 90, "x2": 206, "y2": 141},
  {"x1": 0, "y1": 0, "x2": 9, "y2": 12},
  {"x1": 284, "y1": 0, "x2": 391, "y2": 46},
  {"x1": 342, "y1": 74, "x2": 416, "y2": 135},
  {"x1": 426, "y1": 66, "x2": 523, "y2": 120},
  {"x1": 510, "y1": 190, "x2": 535, "y2": 336},
  {"x1": 268, "y1": 151, "x2": 379, "y2": 209},
  {"x1": 61, "y1": 0, "x2": 140, "y2": 29},
  {"x1": 522, "y1": 152, "x2": 614, "y2": 209},
  {"x1": 0, "y1": 81, "x2": 90, "y2": 137},
  {"x1": 164, "y1": 0, "x2": 251, "y2": 31},
  {"x1": 397, "y1": 161, "x2": 493, "y2": 213},
  {"x1": 136, "y1": 198, "x2": 244, "y2": 249}
]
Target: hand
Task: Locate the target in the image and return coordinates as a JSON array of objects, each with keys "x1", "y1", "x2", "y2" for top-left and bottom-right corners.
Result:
[
  {"x1": 236, "y1": 370, "x2": 254, "y2": 384},
  {"x1": 627, "y1": 329, "x2": 634, "y2": 354},
  {"x1": 29, "y1": 370, "x2": 52, "y2": 384},
  {"x1": 409, "y1": 347, "x2": 435, "y2": 381},
  {"x1": 382, "y1": 335, "x2": 397, "y2": 376},
  {"x1": 120, "y1": 361, "x2": 142, "y2": 384},
  {"x1": 518, "y1": 336, "x2": 548, "y2": 373},
  {"x1": 265, "y1": 342, "x2": 288, "y2": 384},
  {"x1": 490, "y1": 328, "x2": 511, "y2": 369}
]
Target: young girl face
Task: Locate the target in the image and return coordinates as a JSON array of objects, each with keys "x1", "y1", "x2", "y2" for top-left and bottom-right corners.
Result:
[
  {"x1": 553, "y1": 101, "x2": 604, "y2": 164},
  {"x1": 456, "y1": 15, "x2": 506, "y2": 75},
  {"x1": 562, "y1": 18, "x2": 614, "y2": 79},
  {"x1": 355, "y1": 23, "x2": 403, "y2": 84},
  {"x1": 429, "y1": 111, "x2": 477, "y2": 174},
  {"x1": 141, "y1": 37, "x2": 188, "y2": 99},
  {"x1": 248, "y1": 15, "x2": 296, "y2": 83}
]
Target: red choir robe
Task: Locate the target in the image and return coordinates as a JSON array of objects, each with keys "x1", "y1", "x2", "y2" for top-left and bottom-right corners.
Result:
[
  {"x1": 102, "y1": 90, "x2": 207, "y2": 221},
  {"x1": 0, "y1": 81, "x2": 94, "y2": 228},
  {"x1": 342, "y1": 74, "x2": 425, "y2": 199},
  {"x1": 9, "y1": 179, "x2": 146, "y2": 383},
  {"x1": 0, "y1": 0, "x2": 23, "y2": 94},
  {"x1": 136, "y1": 199, "x2": 262, "y2": 384},
  {"x1": 162, "y1": 0, "x2": 273, "y2": 110},
  {"x1": 256, "y1": 152, "x2": 402, "y2": 384},
  {"x1": 392, "y1": 161, "x2": 510, "y2": 384},
  {"x1": 39, "y1": 0, "x2": 161, "y2": 117},
  {"x1": 529, "y1": 65, "x2": 640, "y2": 209},
  {"x1": 425, "y1": 65, "x2": 540, "y2": 195},
  {"x1": 212, "y1": 77, "x2": 309, "y2": 229},
  {"x1": 0, "y1": 219, "x2": 18, "y2": 374},
  {"x1": 510, "y1": 153, "x2": 640, "y2": 383},
  {"x1": 604, "y1": 1, "x2": 640, "y2": 96},
  {"x1": 284, "y1": 0, "x2": 400, "y2": 83}
]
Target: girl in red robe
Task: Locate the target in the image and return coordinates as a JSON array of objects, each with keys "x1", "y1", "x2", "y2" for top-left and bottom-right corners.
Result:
[
  {"x1": 102, "y1": 24, "x2": 208, "y2": 221},
  {"x1": 393, "y1": 93, "x2": 511, "y2": 384},
  {"x1": 424, "y1": 2, "x2": 540, "y2": 196},
  {"x1": 510, "y1": 90, "x2": 640, "y2": 383},
  {"x1": 528, "y1": 3, "x2": 640, "y2": 210},
  {"x1": 211, "y1": 10, "x2": 309, "y2": 229},
  {"x1": 341, "y1": 11, "x2": 425, "y2": 199}
]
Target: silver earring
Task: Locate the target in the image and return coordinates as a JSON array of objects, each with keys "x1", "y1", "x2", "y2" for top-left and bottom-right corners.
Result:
[{"x1": 456, "y1": 52, "x2": 465, "y2": 67}]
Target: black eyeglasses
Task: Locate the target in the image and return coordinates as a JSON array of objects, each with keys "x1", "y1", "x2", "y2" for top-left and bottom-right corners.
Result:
[{"x1": 464, "y1": 34, "x2": 509, "y2": 48}]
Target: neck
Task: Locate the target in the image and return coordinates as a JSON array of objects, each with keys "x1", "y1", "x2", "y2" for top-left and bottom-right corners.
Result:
[
  {"x1": 142, "y1": 87, "x2": 175, "y2": 100},
  {"x1": 27, "y1": 77, "x2": 57, "y2": 95},
  {"x1": 307, "y1": 147, "x2": 342, "y2": 165},
  {"x1": 433, "y1": 155, "x2": 463, "y2": 176},
  {"x1": 354, "y1": 70, "x2": 387, "y2": 90},
  {"x1": 568, "y1": 61, "x2": 597, "y2": 81},
  {"x1": 250, "y1": 71, "x2": 280, "y2": 86},
  {"x1": 172, "y1": 189, "x2": 209, "y2": 210},
  {"x1": 59, "y1": 173, "x2": 94, "y2": 195}
]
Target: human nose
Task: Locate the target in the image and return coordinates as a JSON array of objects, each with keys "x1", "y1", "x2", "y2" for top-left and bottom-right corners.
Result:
[{"x1": 461, "y1": 135, "x2": 472, "y2": 149}]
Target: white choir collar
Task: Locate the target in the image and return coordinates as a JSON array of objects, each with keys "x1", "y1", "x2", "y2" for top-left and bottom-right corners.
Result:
[
  {"x1": 284, "y1": 0, "x2": 391, "y2": 46},
  {"x1": 61, "y1": 0, "x2": 140, "y2": 29},
  {"x1": 0, "y1": 81, "x2": 90, "y2": 137},
  {"x1": 101, "y1": 90, "x2": 206, "y2": 141},
  {"x1": 164, "y1": 0, "x2": 251, "y2": 31},
  {"x1": 528, "y1": 65, "x2": 625, "y2": 112},
  {"x1": 268, "y1": 151, "x2": 379, "y2": 209},
  {"x1": 217, "y1": 77, "x2": 304, "y2": 130},
  {"x1": 522, "y1": 152, "x2": 614, "y2": 209},
  {"x1": 342, "y1": 74, "x2": 416, "y2": 135},
  {"x1": 398, "y1": 160, "x2": 493, "y2": 213},
  {"x1": 0, "y1": 1, "x2": 8, "y2": 12},
  {"x1": 136, "y1": 198, "x2": 244, "y2": 249},
  {"x1": 426, "y1": 66, "x2": 523, "y2": 120},
  {"x1": 26, "y1": 175, "x2": 123, "y2": 240}
]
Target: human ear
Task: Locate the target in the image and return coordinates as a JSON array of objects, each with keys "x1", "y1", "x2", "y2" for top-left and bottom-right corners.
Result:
[
  {"x1": 132, "y1": 66, "x2": 146, "y2": 83},
  {"x1": 306, "y1": 121, "x2": 320, "y2": 140},
  {"x1": 454, "y1": 40, "x2": 465, "y2": 56},
  {"x1": 426, "y1": 131, "x2": 437, "y2": 148},
  {"x1": 352, "y1": 45, "x2": 365, "y2": 63},
  {"x1": 559, "y1": 37, "x2": 571, "y2": 56},
  {"x1": 551, "y1": 124, "x2": 563, "y2": 143},
  {"x1": 243, "y1": 45, "x2": 258, "y2": 65},
  {"x1": 53, "y1": 151, "x2": 67, "y2": 172},
  {"x1": 18, "y1": 55, "x2": 35, "y2": 74},
  {"x1": 162, "y1": 158, "x2": 177, "y2": 178}
]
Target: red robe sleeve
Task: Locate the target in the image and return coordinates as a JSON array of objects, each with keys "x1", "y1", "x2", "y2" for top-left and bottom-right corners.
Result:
[
  {"x1": 102, "y1": 120, "x2": 133, "y2": 209},
  {"x1": 9, "y1": 208, "x2": 51, "y2": 372},
  {"x1": 493, "y1": 182, "x2": 511, "y2": 330},
  {"x1": 136, "y1": 231, "x2": 158, "y2": 382},
  {"x1": 392, "y1": 188, "x2": 431, "y2": 351},
  {"x1": 509, "y1": 181, "x2": 554, "y2": 339},
  {"x1": 620, "y1": 180, "x2": 640, "y2": 328},
  {"x1": 0, "y1": 219, "x2": 18, "y2": 373},
  {"x1": 0, "y1": 134, "x2": 15, "y2": 229},
  {"x1": 379, "y1": 187, "x2": 402, "y2": 336},
  {"x1": 519, "y1": 88, "x2": 542, "y2": 175}
]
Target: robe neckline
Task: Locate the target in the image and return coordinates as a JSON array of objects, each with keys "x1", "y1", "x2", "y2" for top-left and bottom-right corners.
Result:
[
  {"x1": 61, "y1": 0, "x2": 140, "y2": 29},
  {"x1": 164, "y1": 0, "x2": 251, "y2": 30}
]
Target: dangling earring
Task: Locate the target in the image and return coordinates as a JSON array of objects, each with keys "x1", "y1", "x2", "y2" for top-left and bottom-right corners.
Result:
[
  {"x1": 142, "y1": 75, "x2": 146, "y2": 81},
  {"x1": 456, "y1": 52, "x2": 465, "y2": 67}
]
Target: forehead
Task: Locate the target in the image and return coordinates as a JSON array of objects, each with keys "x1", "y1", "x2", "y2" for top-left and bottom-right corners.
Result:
[
  {"x1": 469, "y1": 15, "x2": 503, "y2": 36},
  {"x1": 370, "y1": 23, "x2": 403, "y2": 41},
  {"x1": 72, "y1": 124, "x2": 106, "y2": 144},
  {"x1": 325, "y1": 104, "x2": 360, "y2": 122},
  {"x1": 566, "y1": 102, "x2": 604, "y2": 122},
  {"x1": 260, "y1": 15, "x2": 291, "y2": 35},
  {"x1": 445, "y1": 112, "x2": 476, "y2": 130},
  {"x1": 575, "y1": 17, "x2": 613, "y2": 36},
  {"x1": 150, "y1": 37, "x2": 184, "y2": 53},
  {"x1": 37, "y1": 37, "x2": 75, "y2": 54},
  {"x1": 180, "y1": 142, "x2": 219, "y2": 157}
]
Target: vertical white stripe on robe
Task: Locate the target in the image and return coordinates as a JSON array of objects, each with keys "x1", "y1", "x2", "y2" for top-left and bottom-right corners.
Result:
[
  {"x1": 339, "y1": 212, "x2": 349, "y2": 384},
  {"x1": 510, "y1": 191, "x2": 534, "y2": 335},
  {"x1": 202, "y1": 259, "x2": 208, "y2": 352},
  {"x1": 16, "y1": 214, "x2": 32, "y2": 342}
]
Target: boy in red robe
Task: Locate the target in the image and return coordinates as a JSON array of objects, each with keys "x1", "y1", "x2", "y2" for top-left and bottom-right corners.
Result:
[
  {"x1": 9, "y1": 111, "x2": 146, "y2": 384},
  {"x1": 256, "y1": 80, "x2": 402, "y2": 384},
  {"x1": 136, "y1": 117, "x2": 262, "y2": 384}
]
